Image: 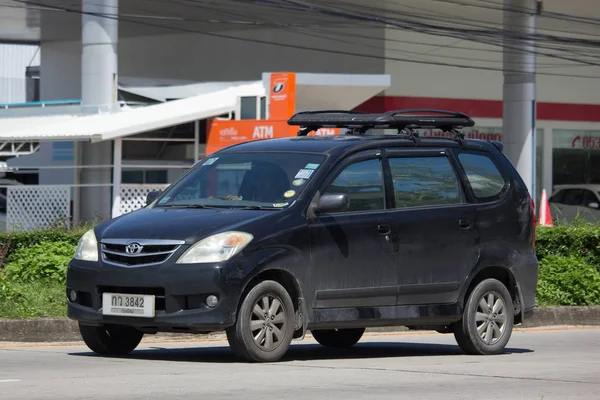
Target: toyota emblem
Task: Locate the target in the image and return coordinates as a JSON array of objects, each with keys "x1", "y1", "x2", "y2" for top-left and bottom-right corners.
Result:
[{"x1": 125, "y1": 242, "x2": 143, "y2": 255}]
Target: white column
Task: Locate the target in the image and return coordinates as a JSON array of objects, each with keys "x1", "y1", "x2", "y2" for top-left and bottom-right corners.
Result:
[
  {"x1": 81, "y1": 0, "x2": 118, "y2": 114},
  {"x1": 80, "y1": 0, "x2": 118, "y2": 224},
  {"x1": 503, "y1": 0, "x2": 537, "y2": 196},
  {"x1": 72, "y1": 140, "x2": 81, "y2": 226},
  {"x1": 111, "y1": 138, "x2": 122, "y2": 218},
  {"x1": 542, "y1": 126, "x2": 553, "y2": 200},
  {"x1": 194, "y1": 120, "x2": 200, "y2": 164}
]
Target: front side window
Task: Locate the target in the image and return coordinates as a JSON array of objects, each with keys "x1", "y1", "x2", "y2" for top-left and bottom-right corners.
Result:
[
  {"x1": 389, "y1": 156, "x2": 462, "y2": 209},
  {"x1": 323, "y1": 158, "x2": 385, "y2": 213},
  {"x1": 155, "y1": 152, "x2": 326, "y2": 209},
  {"x1": 458, "y1": 152, "x2": 507, "y2": 200},
  {"x1": 549, "y1": 190, "x2": 565, "y2": 203}
]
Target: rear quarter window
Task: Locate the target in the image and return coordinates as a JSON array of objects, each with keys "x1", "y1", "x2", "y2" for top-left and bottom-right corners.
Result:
[{"x1": 457, "y1": 152, "x2": 507, "y2": 201}]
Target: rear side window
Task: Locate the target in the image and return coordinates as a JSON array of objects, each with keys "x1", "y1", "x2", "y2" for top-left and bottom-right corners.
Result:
[
  {"x1": 388, "y1": 156, "x2": 462, "y2": 208},
  {"x1": 561, "y1": 189, "x2": 584, "y2": 206},
  {"x1": 458, "y1": 152, "x2": 507, "y2": 200}
]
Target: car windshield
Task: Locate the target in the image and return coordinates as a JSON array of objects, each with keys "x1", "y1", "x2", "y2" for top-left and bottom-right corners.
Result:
[{"x1": 155, "y1": 152, "x2": 326, "y2": 209}]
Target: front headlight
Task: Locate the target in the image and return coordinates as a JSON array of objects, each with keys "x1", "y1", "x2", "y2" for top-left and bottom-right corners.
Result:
[
  {"x1": 73, "y1": 229, "x2": 99, "y2": 262},
  {"x1": 176, "y1": 231, "x2": 253, "y2": 264}
]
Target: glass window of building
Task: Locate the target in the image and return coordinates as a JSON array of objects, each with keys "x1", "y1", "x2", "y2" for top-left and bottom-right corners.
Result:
[{"x1": 552, "y1": 130, "x2": 600, "y2": 186}]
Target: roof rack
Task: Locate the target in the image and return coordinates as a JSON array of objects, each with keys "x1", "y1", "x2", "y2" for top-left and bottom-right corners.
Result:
[{"x1": 287, "y1": 109, "x2": 475, "y2": 146}]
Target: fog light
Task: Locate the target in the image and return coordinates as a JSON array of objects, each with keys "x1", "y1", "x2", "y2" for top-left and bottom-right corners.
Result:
[
  {"x1": 68, "y1": 290, "x2": 77, "y2": 302},
  {"x1": 206, "y1": 295, "x2": 219, "y2": 308}
]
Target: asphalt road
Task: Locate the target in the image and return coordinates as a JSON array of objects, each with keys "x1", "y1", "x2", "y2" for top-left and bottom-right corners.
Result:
[{"x1": 1, "y1": 327, "x2": 599, "y2": 400}]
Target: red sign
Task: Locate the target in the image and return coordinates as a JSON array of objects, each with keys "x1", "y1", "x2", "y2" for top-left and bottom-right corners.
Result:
[
  {"x1": 269, "y1": 73, "x2": 296, "y2": 121},
  {"x1": 207, "y1": 120, "x2": 294, "y2": 154},
  {"x1": 572, "y1": 135, "x2": 600, "y2": 149},
  {"x1": 206, "y1": 121, "x2": 342, "y2": 154},
  {"x1": 421, "y1": 128, "x2": 504, "y2": 142}
]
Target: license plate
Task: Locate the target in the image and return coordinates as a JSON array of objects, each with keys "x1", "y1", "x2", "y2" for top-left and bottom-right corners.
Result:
[{"x1": 102, "y1": 293, "x2": 155, "y2": 318}]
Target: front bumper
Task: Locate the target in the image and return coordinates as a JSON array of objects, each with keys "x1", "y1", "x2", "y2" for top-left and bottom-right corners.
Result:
[{"x1": 66, "y1": 260, "x2": 242, "y2": 333}]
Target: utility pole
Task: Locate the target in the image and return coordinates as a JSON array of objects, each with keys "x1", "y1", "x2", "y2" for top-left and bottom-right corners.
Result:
[{"x1": 503, "y1": 0, "x2": 538, "y2": 198}]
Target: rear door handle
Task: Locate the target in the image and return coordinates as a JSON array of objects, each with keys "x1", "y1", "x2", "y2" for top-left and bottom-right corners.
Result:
[
  {"x1": 377, "y1": 224, "x2": 391, "y2": 235},
  {"x1": 459, "y1": 219, "x2": 472, "y2": 230}
]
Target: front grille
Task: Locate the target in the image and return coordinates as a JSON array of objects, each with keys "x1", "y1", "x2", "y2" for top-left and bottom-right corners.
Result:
[{"x1": 101, "y1": 239, "x2": 184, "y2": 267}]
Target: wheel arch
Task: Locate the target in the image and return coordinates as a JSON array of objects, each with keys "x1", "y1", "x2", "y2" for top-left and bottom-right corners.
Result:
[
  {"x1": 235, "y1": 266, "x2": 308, "y2": 336},
  {"x1": 460, "y1": 265, "x2": 524, "y2": 324}
]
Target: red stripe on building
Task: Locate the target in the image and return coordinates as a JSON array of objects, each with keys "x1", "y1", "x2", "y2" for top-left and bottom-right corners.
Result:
[{"x1": 355, "y1": 96, "x2": 600, "y2": 122}]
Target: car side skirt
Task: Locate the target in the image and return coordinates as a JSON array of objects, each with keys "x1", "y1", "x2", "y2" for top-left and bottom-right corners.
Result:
[{"x1": 307, "y1": 303, "x2": 462, "y2": 330}]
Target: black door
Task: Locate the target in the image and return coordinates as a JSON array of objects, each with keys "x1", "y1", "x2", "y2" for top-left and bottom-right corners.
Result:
[
  {"x1": 308, "y1": 150, "x2": 399, "y2": 309},
  {"x1": 384, "y1": 148, "x2": 480, "y2": 306}
]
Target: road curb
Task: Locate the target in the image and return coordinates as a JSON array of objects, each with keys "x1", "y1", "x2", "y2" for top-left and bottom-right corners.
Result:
[{"x1": 1, "y1": 306, "x2": 599, "y2": 342}]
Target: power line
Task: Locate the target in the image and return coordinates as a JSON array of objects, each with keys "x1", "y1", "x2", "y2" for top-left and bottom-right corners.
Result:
[
  {"x1": 9, "y1": 0, "x2": 600, "y2": 65},
  {"x1": 147, "y1": 0, "x2": 600, "y2": 67},
  {"x1": 8, "y1": 0, "x2": 600, "y2": 79},
  {"x1": 261, "y1": 0, "x2": 600, "y2": 64}
]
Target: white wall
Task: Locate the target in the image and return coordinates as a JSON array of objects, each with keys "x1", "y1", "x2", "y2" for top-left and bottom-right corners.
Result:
[
  {"x1": 0, "y1": 44, "x2": 40, "y2": 103},
  {"x1": 40, "y1": 41, "x2": 80, "y2": 101},
  {"x1": 384, "y1": 30, "x2": 600, "y2": 104},
  {"x1": 40, "y1": 27, "x2": 386, "y2": 101},
  {"x1": 41, "y1": 27, "x2": 600, "y2": 106}
]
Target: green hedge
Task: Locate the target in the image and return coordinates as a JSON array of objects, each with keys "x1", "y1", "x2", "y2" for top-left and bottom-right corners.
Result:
[
  {"x1": 536, "y1": 222, "x2": 600, "y2": 268},
  {"x1": 0, "y1": 226, "x2": 90, "y2": 318},
  {"x1": 535, "y1": 221, "x2": 600, "y2": 306},
  {"x1": 0, "y1": 222, "x2": 599, "y2": 318}
]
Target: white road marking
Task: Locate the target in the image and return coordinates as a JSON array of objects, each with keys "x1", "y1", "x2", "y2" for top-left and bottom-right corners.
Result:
[{"x1": 0, "y1": 379, "x2": 21, "y2": 383}]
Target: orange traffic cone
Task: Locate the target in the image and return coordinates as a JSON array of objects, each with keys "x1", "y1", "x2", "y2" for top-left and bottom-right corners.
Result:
[{"x1": 538, "y1": 189, "x2": 553, "y2": 227}]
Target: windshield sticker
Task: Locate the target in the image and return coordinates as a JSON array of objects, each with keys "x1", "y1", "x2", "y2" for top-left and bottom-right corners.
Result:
[
  {"x1": 158, "y1": 196, "x2": 170, "y2": 204},
  {"x1": 202, "y1": 157, "x2": 218, "y2": 166},
  {"x1": 292, "y1": 178, "x2": 305, "y2": 186},
  {"x1": 283, "y1": 190, "x2": 296, "y2": 198},
  {"x1": 295, "y1": 169, "x2": 314, "y2": 179},
  {"x1": 273, "y1": 202, "x2": 289, "y2": 207},
  {"x1": 305, "y1": 163, "x2": 320, "y2": 170}
]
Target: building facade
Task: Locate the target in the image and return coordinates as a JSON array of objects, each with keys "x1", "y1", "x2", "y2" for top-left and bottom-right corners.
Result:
[{"x1": 0, "y1": 0, "x2": 599, "y2": 227}]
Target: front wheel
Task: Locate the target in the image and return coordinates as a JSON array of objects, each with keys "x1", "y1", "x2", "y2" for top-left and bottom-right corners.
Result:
[
  {"x1": 454, "y1": 278, "x2": 514, "y2": 355},
  {"x1": 311, "y1": 328, "x2": 365, "y2": 348},
  {"x1": 226, "y1": 280, "x2": 295, "y2": 362},
  {"x1": 79, "y1": 324, "x2": 143, "y2": 356}
]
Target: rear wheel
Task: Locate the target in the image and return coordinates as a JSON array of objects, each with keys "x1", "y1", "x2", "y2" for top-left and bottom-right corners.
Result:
[
  {"x1": 311, "y1": 328, "x2": 365, "y2": 348},
  {"x1": 226, "y1": 280, "x2": 295, "y2": 362},
  {"x1": 79, "y1": 324, "x2": 143, "y2": 356},
  {"x1": 454, "y1": 278, "x2": 514, "y2": 355}
]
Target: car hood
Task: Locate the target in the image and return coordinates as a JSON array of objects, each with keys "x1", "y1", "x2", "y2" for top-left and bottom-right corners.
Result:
[{"x1": 97, "y1": 207, "x2": 278, "y2": 242}]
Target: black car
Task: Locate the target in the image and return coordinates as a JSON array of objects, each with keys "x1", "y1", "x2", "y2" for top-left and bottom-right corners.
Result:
[{"x1": 67, "y1": 109, "x2": 539, "y2": 362}]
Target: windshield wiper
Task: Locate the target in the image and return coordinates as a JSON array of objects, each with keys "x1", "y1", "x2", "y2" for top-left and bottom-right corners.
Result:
[
  {"x1": 158, "y1": 204, "x2": 218, "y2": 209},
  {"x1": 238, "y1": 205, "x2": 282, "y2": 210}
]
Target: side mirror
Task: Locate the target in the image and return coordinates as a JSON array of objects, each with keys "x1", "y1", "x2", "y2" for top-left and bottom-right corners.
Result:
[
  {"x1": 146, "y1": 190, "x2": 162, "y2": 206},
  {"x1": 588, "y1": 202, "x2": 599, "y2": 209},
  {"x1": 316, "y1": 193, "x2": 350, "y2": 214}
]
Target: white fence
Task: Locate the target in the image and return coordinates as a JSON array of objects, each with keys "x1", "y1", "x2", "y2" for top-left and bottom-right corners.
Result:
[
  {"x1": 119, "y1": 184, "x2": 170, "y2": 215},
  {"x1": 6, "y1": 186, "x2": 71, "y2": 232},
  {"x1": 4, "y1": 184, "x2": 171, "y2": 232}
]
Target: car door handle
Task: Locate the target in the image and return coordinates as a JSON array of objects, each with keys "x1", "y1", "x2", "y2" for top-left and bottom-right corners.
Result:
[
  {"x1": 458, "y1": 219, "x2": 472, "y2": 230},
  {"x1": 377, "y1": 224, "x2": 392, "y2": 235}
]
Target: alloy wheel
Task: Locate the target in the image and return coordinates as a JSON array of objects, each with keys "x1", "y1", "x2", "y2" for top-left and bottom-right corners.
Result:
[
  {"x1": 475, "y1": 291, "x2": 507, "y2": 345},
  {"x1": 250, "y1": 294, "x2": 287, "y2": 351}
]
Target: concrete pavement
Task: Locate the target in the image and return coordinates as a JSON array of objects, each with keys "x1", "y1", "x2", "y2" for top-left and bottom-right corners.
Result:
[{"x1": 1, "y1": 327, "x2": 599, "y2": 400}]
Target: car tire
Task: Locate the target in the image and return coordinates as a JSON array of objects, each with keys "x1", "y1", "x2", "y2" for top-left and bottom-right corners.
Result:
[
  {"x1": 79, "y1": 324, "x2": 143, "y2": 356},
  {"x1": 454, "y1": 278, "x2": 514, "y2": 355},
  {"x1": 226, "y1": 280, "x2": 295, "y2": 362},
  {"x1": 311, "y1": 328, "x2": 365, "y2": 348}
]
